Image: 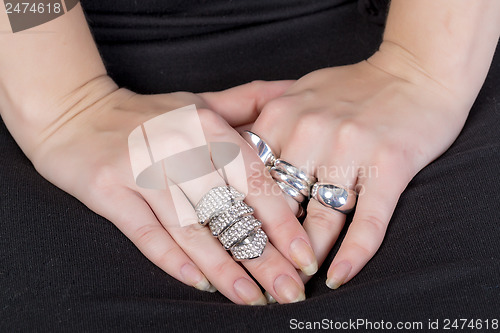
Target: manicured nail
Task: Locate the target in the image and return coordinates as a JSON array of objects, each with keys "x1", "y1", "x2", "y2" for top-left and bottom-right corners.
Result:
[
  {"x1": 234, "y1": 278, "x2": 267, "y2": 306},
  {"x1": 274, "y1": 274, "x2": 305, "y2": 303},
  {"x1": 264, "y1": 291, "x2": 277, "y2": 304},
  {"x1": 326, "y1": 261, "x2": 352, "y2": 290},
  {"x1": 289, "y1": 238, "x2": 318, "y2": 276},
  {"x1": 180, "y1": 263, "x2": 215, "y2": 292}
]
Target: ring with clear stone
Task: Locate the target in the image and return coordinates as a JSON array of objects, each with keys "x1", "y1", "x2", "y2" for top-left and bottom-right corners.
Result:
[
  {"x1": 195, "y1": 186, "x2": 245, "y2": 226},
  {"x1": 195, "y1": 186, "x2": 268, "y2": 260},
  {"x1": 208, "y1": 200, "x2": 254, "y2": 236}
]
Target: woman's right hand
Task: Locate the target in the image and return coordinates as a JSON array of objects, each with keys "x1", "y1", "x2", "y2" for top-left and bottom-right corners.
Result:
[{"x1": 26, "y1": 76, "x2": 317, "y2": 305}]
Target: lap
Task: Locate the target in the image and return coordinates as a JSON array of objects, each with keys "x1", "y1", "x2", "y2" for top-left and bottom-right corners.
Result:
[{"x1": 1, "y1": 1, "x2": 499, "y2": 331}]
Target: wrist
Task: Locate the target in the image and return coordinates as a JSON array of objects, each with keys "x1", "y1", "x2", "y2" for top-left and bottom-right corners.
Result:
[
  {"x1": 367, "y1": 41, "x2": 474, "y2": 111},
  {"x1": 1, "y1": 75, "x2": 123, "y2": 160}
]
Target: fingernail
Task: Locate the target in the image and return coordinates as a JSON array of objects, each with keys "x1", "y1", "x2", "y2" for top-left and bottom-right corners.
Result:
[
  {"x1": 274, "y1": 274, "x2": 305, "y2": 303},
  {"x1": 206, "y1": 285, "x2": 218, "y2": 293},
  {"x1": 289, "y1": 238, "x2": 318, "y2": 276},
  {"x1": 326, "y1": 261, "x2": 352, "y2": 290},
  {"x1": 264, "y1": 291, "x2": 277, "y2": 304},
  {"x1": 234, "y1": 278, "x2": 267, "y2": 306},
  {"x1": 180, "y1": 263, "x2": 215, "y2": 292}
]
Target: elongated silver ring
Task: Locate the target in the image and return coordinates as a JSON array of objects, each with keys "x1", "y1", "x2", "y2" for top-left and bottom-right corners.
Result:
[
  {"x1": 311, "y1": 183, "x2": 357, "y2": 214},
  {"x1": 195, "y1": 186, "x2": 267, "y2": 260},
  {"x1": 242, "y1": 131, "x2": 276, "y2": 167}
]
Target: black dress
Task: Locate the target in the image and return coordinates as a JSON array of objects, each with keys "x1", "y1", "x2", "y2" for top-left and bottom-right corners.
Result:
[{"x1": 1, "y1": 1, "x2": 499, "y2": 331}]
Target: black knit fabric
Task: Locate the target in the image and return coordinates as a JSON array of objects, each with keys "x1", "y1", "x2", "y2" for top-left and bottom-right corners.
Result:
[{"x1": 1, "y1": 1, "x2": 499, "y2": 332}]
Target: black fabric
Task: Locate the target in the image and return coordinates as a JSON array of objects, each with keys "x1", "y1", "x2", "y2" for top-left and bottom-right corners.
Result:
[
  {"x1": 357, "y1": 0, "x2": 389, "y2": 25},
  {"x1": 81, "y1": 0, "x2": 380, "y2": 94},
  {"x1": 1, "y1": 1, "x2": 499, "y2": 332}
]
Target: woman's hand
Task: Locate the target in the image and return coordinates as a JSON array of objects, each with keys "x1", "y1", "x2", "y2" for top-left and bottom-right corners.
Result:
[
  {"x1": 249, "y1": 46, "x2": 471, "y2": 288},
  {"x1": 28, "y1": 77, "x2": 317, "y2": 305}
]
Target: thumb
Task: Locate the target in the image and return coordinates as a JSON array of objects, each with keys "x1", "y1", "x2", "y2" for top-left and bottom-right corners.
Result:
[{"x1": 199, "y1": 80, "x2": 294, "y2": 127}]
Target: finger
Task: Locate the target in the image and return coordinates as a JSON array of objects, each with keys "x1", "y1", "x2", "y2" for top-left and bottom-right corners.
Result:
[
  {"x1": 148, "y1": 186, "x2": 306, "y2": 305},
  {"x1": 199, "y1": 80, "x2": 294, "y2": 127},
  {"x1": 227, "y1": 128, "x2": 318, "y2": 277},
  {"x1": 326, "y1": 166, "x2": 406, "y2": 290},
  {"x1": 303, "y1": 200, "x2": 347, "y2": 267},
  {"x1": 86, "y1": 186, "x2": 216, "y2": 293},
  {"x1": 253, "y1": 122, "x2": 352, "y2": 277},
  {"x1": 138, "y1": 174, "x2": 270, "y2": 305},
  {"x1": 167, "y1": 110, "x2": 310, "y2": 302}
]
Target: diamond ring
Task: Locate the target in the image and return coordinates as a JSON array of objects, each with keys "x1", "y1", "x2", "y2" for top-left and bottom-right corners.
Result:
[{"x1": 195, "y1": 186, "x2": 268, "y2": 260}]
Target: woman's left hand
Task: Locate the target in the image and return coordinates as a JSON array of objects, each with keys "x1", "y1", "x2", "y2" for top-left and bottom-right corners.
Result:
[{"x1": 248, "y1": 48, "x2": 471, "y2": 288}]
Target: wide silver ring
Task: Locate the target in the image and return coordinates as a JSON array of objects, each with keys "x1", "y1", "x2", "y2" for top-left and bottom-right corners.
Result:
[
  {"x1": 242, "y1": 131, "x2": 276, "y2": 167},
  {"x1": 274, "y1": 159, "x2": 316, "y2": 188},
  {"x1": 311, "y1": 183, "x2": 357, "y2": 214},
  {"x1": 276, "y1": 181, "x2": 306, "y2": 203},
  {"x1": 270, "y1": 167, "x2": 310, "y2": 197},
  {"x1": 195, "y1": 186, "x2": 268, "y2": 260}
]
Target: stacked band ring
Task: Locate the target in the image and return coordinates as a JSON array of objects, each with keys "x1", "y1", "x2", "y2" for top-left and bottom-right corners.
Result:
[
  {"x1": 271, "y1": 159, "x2": 316, "y2": 204},
  {"x1": 195, "y1": 186, "x2": 267, "y2": 260},
  {"x1": 243, "y1": 131, "x2": 316, "y2": 211},
  {"x1": 243, "y1": 130, "x2": 358, "y2": 216}
]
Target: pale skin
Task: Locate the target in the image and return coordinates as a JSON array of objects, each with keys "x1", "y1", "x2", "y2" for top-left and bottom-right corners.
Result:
[{"x1": 1, "y1": 1, "x2": 499, "y2": 305}]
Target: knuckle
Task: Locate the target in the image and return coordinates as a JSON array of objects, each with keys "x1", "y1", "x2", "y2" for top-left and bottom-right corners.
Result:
[
  {"x1": 307, "y1": 207, "x2": 343, "y2": 233},
  {"x1": 265, "y1": 216, "x2": 296, "y2": 237},
  {"x1": 297, "y1": 88, "x2": 317, "y2": 102},
  {"x1": 249, "y1": 80, "x2": 266, "y2": 89},
  {"x1": 247, "y1": 253, "x2": 282, "y2": 276},
  {"x1": 294, "y1": 111, "x2": 328, "y2": 136},
  {"x1": 180, "y1": 223, "x2": 208, "y2": 243},
  {"x1": 197, "y1": 108, "x2": 227, "y2": 135},
  {"x1": 334, "y1": 119, "x2": 366, "y2": 149},
  {"x1": 133, "y1": 223, "x2": 164, "y2": 247},
  {"x1": 211, "y1": 258, "x2": 236, "y2": 277},
  {"x1": 153, "y1": 245, "x2": 184, "y2": 268},
  {"x1": 359, "y1": 214, "x2": 387, "y2": 236},
  {"x1": 258, "y1": 98, "x2": 290, "y2": 124},
  {"x1": 349, "y1": 240, "x2": 374, "y2": 259}
]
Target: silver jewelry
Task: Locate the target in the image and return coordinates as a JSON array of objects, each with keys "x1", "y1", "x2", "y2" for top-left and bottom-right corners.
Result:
[
  {"x1": 274, "y1": 159, "x2": 316, "y2": 187},
  {"x1": 276, "y1": 181, "x2": 306, "y2": 203},
  {"x1": 242, "y1": 131, "x2": 276, "y2": 167},
  {"x1": 196, "y1": 186, "x2": 267, "y2": 260},
  {"x1": 218, "y1": 215, "x2": 262, "y2": 249},
  {"x1": 311, "y1": 183, "x2": 357, "y2": 214},
  {"x1": 195, "y1": 186, "x2": 245, "y2": 226},
  {"x1": 230, "y1": 229, "x2": 268, "y2": 260},
  {"x1": 209, "y1": 200, "x2": 254, "y2": 236},
  {"x1": 270, "y1": 167, "x2": 310, "y2": 197}
]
